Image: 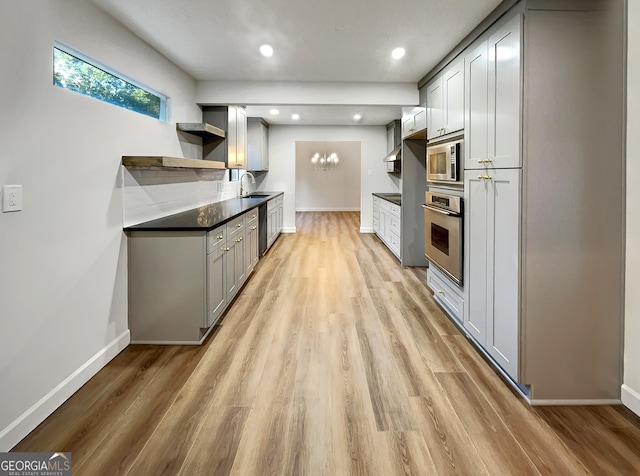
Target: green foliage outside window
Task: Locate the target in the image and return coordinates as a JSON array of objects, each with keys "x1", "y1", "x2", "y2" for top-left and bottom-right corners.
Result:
[{"x1": 53, "y1": 46, "x2": 165, "y2": 120}]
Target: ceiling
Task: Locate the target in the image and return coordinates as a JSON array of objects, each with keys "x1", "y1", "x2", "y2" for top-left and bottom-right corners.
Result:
[{"x1": 90, "y1": 0, "x2": 503, "y2": 125}]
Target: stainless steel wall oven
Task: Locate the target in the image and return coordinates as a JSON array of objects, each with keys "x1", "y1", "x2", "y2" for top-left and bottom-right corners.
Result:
[{"x1": 422, "y1": 191, "x2": 463, "y2": 285}]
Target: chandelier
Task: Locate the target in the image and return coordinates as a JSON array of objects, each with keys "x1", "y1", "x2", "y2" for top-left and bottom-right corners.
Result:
[{"x1": 311, "y1": 145, "x2": 339, "y2": 171}]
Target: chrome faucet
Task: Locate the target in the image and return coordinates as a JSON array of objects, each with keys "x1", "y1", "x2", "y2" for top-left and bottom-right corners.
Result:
[{"x1": 240, "y1": 172, "x2": 256, "y2": 197}]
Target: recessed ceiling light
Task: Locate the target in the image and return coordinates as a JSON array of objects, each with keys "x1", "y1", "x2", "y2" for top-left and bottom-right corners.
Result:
[
  {"x1": 291, "y1": 113, "x2": 300, "y2": 120},
  {"x1": 354, "y1": 114, "x2": 362, "y2": 121},
  {"x1": 392, "y1": 47, "x2": 406, "y2": 59},
  {"x1": 270, "y1": 109, "x2": 280, "y2": 115},
  {"x1": 260, "y1": 44, "x2": 274, "y2": 57}
]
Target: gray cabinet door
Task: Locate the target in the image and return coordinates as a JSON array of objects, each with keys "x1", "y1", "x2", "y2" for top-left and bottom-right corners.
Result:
[
  {"x1": 485, "y1": 168, "x2": 520, "y2": 379},
  {"x1": 207, "y1": 245, "x2": 226, "y2": 327},
  {"x1": 444, "y1": 58, "x2": 464, "y2": 135},
  {"x1": 386, "y1": 125, "x2": 395, "y2": 154},
  {"x1": 464, "y1": 169, "x2": 520, "y2": 380},
  {"x1": 247, "y1": 118, "x2": 269, "y2": 171},
  {"x1": 488, "y1": 16, "x2": 521, "y2": 168},
  {"x1": 261, "y1": 121, "x2": 269, "y2": 171},
  {"x1": 235, "y1": 106, "x2": 247, "y2": 168},
  {"x1": 464, "y1": 40, "x2": 489, "y2": 170},
  {"x1": 427, "y1": 79, "x2": 444, "y2": 140},
  {"x1": 246, "y1": 223, "x2": 259, "y2": 273},
  {"x1": 227, "y1": 105, "x2": 238, "y2": 167},
  {"x1": 225, "y1": 239, "x2": 237, "y2": 300},
  {"x1": 379, "y1": 208, "x2": 387, "y2": 242},
  {"x1": 235, "y1": 232, "x2": 246, "y2": 287},
  {"x1": 464, "y1": 173, "x2": 489, "y2": 344}
]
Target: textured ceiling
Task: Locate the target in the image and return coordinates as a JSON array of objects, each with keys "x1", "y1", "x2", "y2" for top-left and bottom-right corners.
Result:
[{"x1": 90, "y1": 0, "x2": 503, "y2": 123}]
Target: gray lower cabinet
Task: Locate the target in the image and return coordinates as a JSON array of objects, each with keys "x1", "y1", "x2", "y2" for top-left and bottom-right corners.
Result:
[
  {"x1": 246, "y1": 210, "x2": 259, "y2": 273},
  {"x1": 372, "y1": 196, "x2": 401, "y2": 260},
  {"x1": 266, "y1": 195, "x2": 283, "y2": 250},
  {"x1": 427, "y1": 265, "x2": 464, "y2": 325},
  {"x1": 207, "y1": 225, "x2": 227, "y2": 327},
  {"x1": 464, "y1": 168, "x2": 520, "y2": 380},
  {"x1": 128, "y1": 207, "x2": 259, "y2": 344}
]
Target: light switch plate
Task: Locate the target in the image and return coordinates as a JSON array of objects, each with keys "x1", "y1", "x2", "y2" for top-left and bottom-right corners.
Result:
[{"x1": 3, "y1": 185, "x2": 23, "y2": 212}]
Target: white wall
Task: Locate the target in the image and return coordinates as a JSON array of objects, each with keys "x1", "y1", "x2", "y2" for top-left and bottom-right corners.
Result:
[
  {"x1": 295, "y1": 141, "x2": 361, "y2": 211},
  {"x1": 256, "y1": 125, "x2": 399, "y2": 232},
  {"x1": 0, "y1": 0, "x2": 207, "y2": 450},
  {"x1": 624, "y1": 0, "x2": 640, "y2": 417}
]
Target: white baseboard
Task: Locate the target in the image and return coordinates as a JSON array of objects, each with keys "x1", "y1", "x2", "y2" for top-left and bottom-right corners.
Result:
[
  {"x1": 529, "y1": 398, "x2": 621, "y2": 406},
  {"x1": 0, "y1": 330, "x2": 130, "y2": 451},
  {"x1": 295, "y1": 208, "x2": 360, "y2": 212},
  {"x1": 622, "y1": 384, "x2": 640, "y2": 416},
  {"x1": 360, "y1": 227, "x2": 374, "y2": 233},
  {"x1": 282, "y1": 227, "x2": 296, "y2": 233}
]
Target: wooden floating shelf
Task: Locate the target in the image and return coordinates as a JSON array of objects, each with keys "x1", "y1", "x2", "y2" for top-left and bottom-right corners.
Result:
[
  {"x1": 122, "y1": 156, "x2": 226, "y2": 170},
  {"x1": 176, "y1": 122, "x2": 225, "y2": 139}
]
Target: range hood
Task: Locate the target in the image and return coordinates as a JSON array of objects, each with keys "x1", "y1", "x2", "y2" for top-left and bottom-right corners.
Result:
[
  {"x1": 383, "y1": 145, "x2": 402, "y2": 163},
  {"x1": 383, "y1": 146, "x2": 401, "y2": 173}
]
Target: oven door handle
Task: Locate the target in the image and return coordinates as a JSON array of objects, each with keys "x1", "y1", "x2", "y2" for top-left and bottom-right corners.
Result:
[{"x1": 422, "y1": 204, "x2": 460, "y2": 217}]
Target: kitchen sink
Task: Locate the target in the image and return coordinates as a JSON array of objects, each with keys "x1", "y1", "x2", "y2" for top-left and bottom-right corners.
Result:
[{"x1": 241, "y1": 193, "x2": 271, "y2": 198}]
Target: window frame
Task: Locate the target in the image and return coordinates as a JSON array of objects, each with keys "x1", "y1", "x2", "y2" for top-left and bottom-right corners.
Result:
[{"x1": 53, "y1": 41, "x2": 168, "y2": 121}]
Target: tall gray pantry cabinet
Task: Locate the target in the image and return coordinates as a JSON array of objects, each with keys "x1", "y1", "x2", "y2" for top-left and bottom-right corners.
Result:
[{"x1": 424, "y1": 0, "x2": 624, "y2": 402}]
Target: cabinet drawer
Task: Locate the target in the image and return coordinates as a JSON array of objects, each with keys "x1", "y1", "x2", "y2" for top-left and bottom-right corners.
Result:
[
  {"x1": 246, "y1": 208, "x2": 258, "y2": 225},
  {"x1": 226, "y1": 214, "x2": 245, "y2": 239},
  {"x1": 378, "y1": 199, "x2": 391, "y2": 211},
  {"x1": 276, "y1": 195, "x2": 283, "y2": 206},
  {"x1": 373, "y1": 196, "x2": 380, "y2": 205},
  {"x1": 389, "y1": 203, "x2": 401, "y2": 218},
  {"x1": 267, "y1": 198, "x2": 278, "y2": 212},
  {"x1": 389, "y1": 215, "x2": 401, "y2": 235},
  {"x1": 427, "y1": 267, "x2": 464, "y2": 323},
  {"x1": 207, "y1": 225, "x2": 226, "y2": 253},
  {"x1": 389, "y1": 232, "x2": 401, "y2": 258}
]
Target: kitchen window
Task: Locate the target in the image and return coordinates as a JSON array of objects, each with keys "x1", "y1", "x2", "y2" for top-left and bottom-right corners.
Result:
[{"x1": 53, "y1": 43, "x2": 167, "y2": 121}]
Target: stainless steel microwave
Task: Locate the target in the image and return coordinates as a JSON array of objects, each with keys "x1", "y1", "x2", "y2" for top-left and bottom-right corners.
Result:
[{"x1": 427, "y1": 137, "x2": 463, "y2": 185}]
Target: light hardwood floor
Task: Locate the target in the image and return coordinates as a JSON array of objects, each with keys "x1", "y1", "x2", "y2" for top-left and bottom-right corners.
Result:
[{"x1": 14, "y1": 211, "x2": 640, "y2": 475}]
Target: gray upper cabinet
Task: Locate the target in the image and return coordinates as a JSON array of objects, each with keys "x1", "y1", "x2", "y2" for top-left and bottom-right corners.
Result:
[
  {"x1": 464, "y1": 16, "x2": 521, "y2": 169},
  {"x1": 235, "y1": 106, "x2": 247, "y2": 169},
  {"x1": 426, "y1": 57, "x2": 464, "y2": 140},
  {"x1": 202, "y1": 105, "x2": 247, "y2": 169},
  {"x1": 386, "y1": 120, "x2": 401, "y2": 153},
  {"x1": 401, "y1": 107, "x2": 426, "y2": 139},
  {"x1": 247, "y1": 118, "x2": 269, "y2": 171}
]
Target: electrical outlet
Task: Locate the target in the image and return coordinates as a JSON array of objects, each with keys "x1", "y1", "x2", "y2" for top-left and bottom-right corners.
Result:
[{"x1": 2, "y1": 185, "x2": 23, "y2": 212}]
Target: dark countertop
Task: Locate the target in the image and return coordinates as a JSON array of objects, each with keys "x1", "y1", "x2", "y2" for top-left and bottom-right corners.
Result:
[
  {"x1": 373, "y1": 192, "x2": 402, "y2": 206},
  {"x1": 124, "y1": 192, "x2": 284, "y2": 232}
]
